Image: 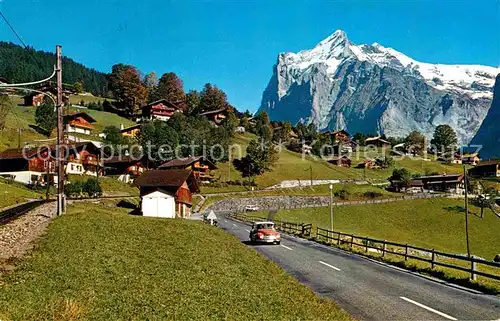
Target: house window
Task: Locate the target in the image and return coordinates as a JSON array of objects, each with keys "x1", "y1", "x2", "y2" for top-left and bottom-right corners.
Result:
[{"x1": 71, "y1": 164, "x2": 74, "y2": 170}]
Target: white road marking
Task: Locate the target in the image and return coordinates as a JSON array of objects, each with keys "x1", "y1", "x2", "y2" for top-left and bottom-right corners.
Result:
[
  {"x1": 280, "y1": 245, "x2": 293, "y2": 251},
  {"x1": 318, "y1": 261, "x2": 341, "y2": 271},
  {"x1": 399, "y1": 297, "x2": 457, "y2": 320},
  {"x1": 245, "y1": 229, "x2": 250, "y2": 232},
  {"x1": 232, "y1": 223, "x2": 237, "y2": 227},
  {"x1": 224, "y1": 220, "x2": 227, "y2": 223}
]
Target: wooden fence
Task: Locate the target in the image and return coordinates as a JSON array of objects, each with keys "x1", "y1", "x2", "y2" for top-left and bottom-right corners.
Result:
[
  {"x1": 229, "y1": 212, "x2": 499, "y2": 283},
  {"x1": 231, "y1": 213, "x2": 312, "y2": 237},
  {"x1": 316, "y1": 227, "x2": 500, "y2": 282}
]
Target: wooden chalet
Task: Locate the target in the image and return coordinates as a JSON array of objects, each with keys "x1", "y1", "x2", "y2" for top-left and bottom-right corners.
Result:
[
  {"x1": 199, "y1": 108, "x2": 228, "y2": 126},
  {"x1": 120, "y1": 124, "x2": 141, "y2": 137},
  {"x1": 461, "y1": 153, "x2": 480, "y2": 165},
  {"x1": 134, "y1": 169, "x2": 200, "y2": 218},
  {"x1": 390, "y1": 174, "x2": 465, "y2": 194},
  {"x1": 329, "y1": 130, "x2": 350, "y2": 143},
  {"x1": 389, "y1": 179, "x2": 425, "y2": 193},
  {"x1": 328, "y1": 155, "x2": 352, "y2": 167},
  {"x1": 104, "y1": 155, "x2": 145, "y2": 181},
  {"x1": 23, "y1": 93, "x2": 45, "y2": 107},
  {"x1": 142, "y1": 99, "x2": 182, "y2": 122},
  {"x1": 365, "y1": 136, "x2": 391, "y2": 148},
  {"x1": 157, "y1": 156, "x2": 217, "y2": 182},
  {"x1": 63, "y1": 112, "x2": 97, "y2": 135},
  {"x1": 468, "y1": 160, "x2": 500, "y2": 178},
  {"x1": 0, "y1": 141, "x2": 101, "y2": 185},
  {"x1": 0, "y1": 146, "x2": 56, "y2": 185}
]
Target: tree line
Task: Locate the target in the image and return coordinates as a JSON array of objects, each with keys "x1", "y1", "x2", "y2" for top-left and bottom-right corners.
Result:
[{"x1": 0, "y1": 42, "x2": 108, "y2": 96}]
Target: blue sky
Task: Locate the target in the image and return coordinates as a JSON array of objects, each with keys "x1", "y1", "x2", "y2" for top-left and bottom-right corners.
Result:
[{"x1": 0, "y1": 0, "x2": 499, "y2": 112}]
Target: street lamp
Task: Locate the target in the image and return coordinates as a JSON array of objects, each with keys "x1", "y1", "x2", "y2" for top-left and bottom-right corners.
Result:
[{"x1": 329, "y1": 184, "x2": 334, "y2": 233}]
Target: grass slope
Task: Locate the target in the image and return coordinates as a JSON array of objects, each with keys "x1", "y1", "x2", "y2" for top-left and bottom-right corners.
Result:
[
  {"x1": 210, "y1": 132, "x2": 465, "y2": 190},
  {"x1": 0, "y1": 96, "x2": 133, "y2": 150},
  {"x1": 67, "y1": 175, "x2": 138, "y2": 196},
  {"x1": 0, "y1": 202, "x2": 351, "y2": 320},
  {"x1": 270, "y1": 198, "x2": 499, "y2": 260},
  {"x1": 0, "y1": 180, "x2": 44, "y2": 209}
]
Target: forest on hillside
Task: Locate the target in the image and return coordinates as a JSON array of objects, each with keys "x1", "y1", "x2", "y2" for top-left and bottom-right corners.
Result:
[{"x1": 0, "y1": 42, "x2": 109, "y2": 96}]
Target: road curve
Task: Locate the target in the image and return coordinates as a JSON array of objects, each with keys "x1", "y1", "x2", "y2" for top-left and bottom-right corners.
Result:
[{"x1": 217, "y1": 215, "x2": 500, "y2": 321}]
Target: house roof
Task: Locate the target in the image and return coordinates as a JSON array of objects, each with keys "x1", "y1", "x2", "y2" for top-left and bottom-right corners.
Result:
[
  {"x1": 473, "y1": 160, "x2": 500, "y2": 167},
  {"x1": 143, "y1": 99, "x2": 182, "y2": 110},
  {"x1": 391, "y1": 179, "x2": 424, "y2": 187},
  {"x1": 0, "y1": 142, "x2": 101, "y2": 161},
  {"x1": 199, "y1": 108, "x2": 228, "y2": 116},
  {"x1": 63, "y1": 112, "x2": 96, "y2": 124},
  {"x1": 104, "y1": 155, "x2": 143, "y2": 165},
  {"x1": 157, "y1": 156, "x2": 217, "y2": 170},
  {"x1": 133, "y1": 169, "x2": 199, "y2": 193},
  {"x1": 0, "y1": 147, "x2": 46, "y2": 160},
  {"x1": 120, "y1": 124, "x2": 141, "y2": 133},
  {"x1": 331, "y1": 129, "x2": 350, "y2": 136},
  {"x1": 365, "y1": 136, "x2": 391, "y2": 144}
]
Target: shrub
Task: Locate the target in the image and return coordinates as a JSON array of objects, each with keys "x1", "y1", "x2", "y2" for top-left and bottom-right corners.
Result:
[
  {"x1": 83, "y1": 178, "x2": 102, "y2": 198},
  {"x1": 65, "y1": 181, "x2": 83, "y2": 198},
  {"x1": 363, "y1": 191, "x2": 383, "y2": 199},
  {"x1": 335, "y1": 189, "x2": 350, "y2": 200}
]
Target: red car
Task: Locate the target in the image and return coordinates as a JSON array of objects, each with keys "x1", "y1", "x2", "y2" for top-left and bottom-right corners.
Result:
[{"x1": 249, "y1": 221, "x2": 281, "y2": 245}]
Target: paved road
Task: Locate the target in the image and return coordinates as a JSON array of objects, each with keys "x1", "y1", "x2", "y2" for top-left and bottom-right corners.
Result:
[{"x1": 217, "y1": 216, "x2": 500, "y2": 321}]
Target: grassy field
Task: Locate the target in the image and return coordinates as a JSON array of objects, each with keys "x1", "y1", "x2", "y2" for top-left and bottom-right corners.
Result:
[
  {"x1": 0, "y1": 179, "x2": 44, "y2": 209},
  {"x1": 0, "y1": 96, "x2": 132, "y2": 150},
  {"x1": 266, "y1": 198, "x2": 499, "y2": 260},
  {"x1": 0, "y1": 202, "x2": 351, "y2": 320},
  {"x1": 209, "y1": 132, "x2": 465, "y2": 190},
  {"x1": 67, "y1": 175, "x2": 138, "y2": 196}
]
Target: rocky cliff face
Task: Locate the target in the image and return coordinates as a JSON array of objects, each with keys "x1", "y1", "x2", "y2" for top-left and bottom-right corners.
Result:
[
  {"x1": 259, "y1": 30, "x2": 498, "y2": 144},
  {"x1": 470, "y1": 74, "x2": 500, "y2": 158}
]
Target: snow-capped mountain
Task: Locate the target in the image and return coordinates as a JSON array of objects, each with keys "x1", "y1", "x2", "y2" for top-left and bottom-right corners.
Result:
[{"x1": 259, "y1": 30, "x2": 499, "y2": 143}]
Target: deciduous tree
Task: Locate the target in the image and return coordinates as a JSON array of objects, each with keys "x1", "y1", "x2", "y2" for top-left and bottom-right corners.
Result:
[
  {"x1": 431, "y1": 124, "x2": 458, "y2": 155},
  {"x1": 0, "y1": 95, "x2": 10, "y2": 131},
  {"x1": 199, "y1": 83, "x2": 228, "y2": 112},
  {"x1": 108, "y1": 64, "x2": 148, "y2": 116},
  {"x1": 404, "y1": 130, "x2": 426, "y2": 155},
  {"x1": 35, "y1": 97, "x2": 56, "y2": 135},
  {"x1": 152, "y1": 72, "x2": 185, "y2": 104}
]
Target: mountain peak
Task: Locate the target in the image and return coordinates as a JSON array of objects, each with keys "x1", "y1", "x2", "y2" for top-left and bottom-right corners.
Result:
[{"x1": 316, "y1": 30, "x2": 349, "y2": 48}]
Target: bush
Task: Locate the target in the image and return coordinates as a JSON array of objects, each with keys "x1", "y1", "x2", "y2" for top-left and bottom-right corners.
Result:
[
  {"x1": 65, "y1": 181, "x2": 83, "y2": 198},
  {"x1": 83, "y1": 178, "x2": 103, "y2": 198},
  {"x1": 363, "y1": 191, "x2": 383, "y2": 199},
  {"x1": 335, "y1": 189, "x2": 350, "y2": 200}
]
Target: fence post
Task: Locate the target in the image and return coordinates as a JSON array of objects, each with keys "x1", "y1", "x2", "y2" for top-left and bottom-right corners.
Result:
[
  {"x1": 336, "y1": 232, "x2": 340, "y2": 245},
  {"x1": 471, "y1": 256, "x2": 477, "y2": 281},
  {"x1": 405, "y1": 244, "x2": 408, "y2": 261},
  {"x1": 431, "y1": 249, "x2": 435, "y2": 269},
  {"x1": 382, "y1": 240, "x2": 387, "y2": 257},
  {"x1": 365, "y1": 238, "x2": 368, "y2": 252},
  {"x1": 350, "y1": 234, "x2": 354, "y2": 248}
]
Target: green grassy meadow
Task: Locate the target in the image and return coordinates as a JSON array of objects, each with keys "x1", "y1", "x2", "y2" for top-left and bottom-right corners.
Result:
[
  {"x1": 0, "y1": 202, "x2": 351, "y2": 320},
  {"x1": 0, "y1": 179, "x2": 44, "y2": 209},
  {"x1": 266, "y1": 198, "x2": 499, "y2": 260}
]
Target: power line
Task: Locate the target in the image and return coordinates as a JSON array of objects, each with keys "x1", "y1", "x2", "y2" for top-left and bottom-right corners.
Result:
[{"x1": 0, "y1": 10, "x2": 27, "y2": 48}]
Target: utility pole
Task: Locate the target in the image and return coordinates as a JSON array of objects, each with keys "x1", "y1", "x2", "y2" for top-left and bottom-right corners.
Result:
[
  {"x1": 228, "y1": 147, "x2": 231, "y2": 182},
  {"x1": 17, "y1": 128, "x2": 21, "y2": 148},
  {"x1": 56, "y1": 45, "x2": 64, "y2": 215},
  {"x1": 329, "y1": 184, "x2": 334, "y2": 232},
  {"x1": 463, "y1": 166, "x2": 471, "y2": 258},
  {"x1": 309, "y1": 164, "x2": 313, "y2": 187}
]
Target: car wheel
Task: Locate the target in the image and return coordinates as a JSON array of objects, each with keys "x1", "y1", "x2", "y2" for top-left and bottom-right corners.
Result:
[{"x1": 276, "y1": 241, "x2": 280, "y2": 245}]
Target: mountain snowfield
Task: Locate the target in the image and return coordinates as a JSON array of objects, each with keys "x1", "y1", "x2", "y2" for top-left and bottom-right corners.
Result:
[{"x1": 260, "y1": 30, "x2": 499, "y2": 144}]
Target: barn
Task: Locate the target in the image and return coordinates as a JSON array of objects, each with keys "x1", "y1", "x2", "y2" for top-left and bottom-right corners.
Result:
[{"x1": 133, "y1": 169, "x2": 199, "y2": 218}]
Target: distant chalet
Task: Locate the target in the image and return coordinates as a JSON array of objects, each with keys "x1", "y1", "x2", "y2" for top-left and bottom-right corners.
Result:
[
  {"x1": 157, "y1": 156, "x2": 217, "y2": 183},
  {"x1": 365, "y1": 136, "x2": 391, "y2": 148},
  {"x1": 63, "y1": 112, "x2": 96, "y2": 135},
  {"x1": 198, "y1": 108, "x2": 229, "y2": 127},
  {"x1": 142, "y1": 99, "x2": 183, "y2": 122}
]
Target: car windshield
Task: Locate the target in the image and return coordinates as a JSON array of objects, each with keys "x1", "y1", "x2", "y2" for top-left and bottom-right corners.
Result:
[{"x1": 256, "y1": 223, "x2": 275, "y2": 230}]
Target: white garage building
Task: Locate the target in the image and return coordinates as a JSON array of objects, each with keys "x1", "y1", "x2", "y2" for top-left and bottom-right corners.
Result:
[{"x1": 134, "y1": 169, "x2": 199, "y2": 218}]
